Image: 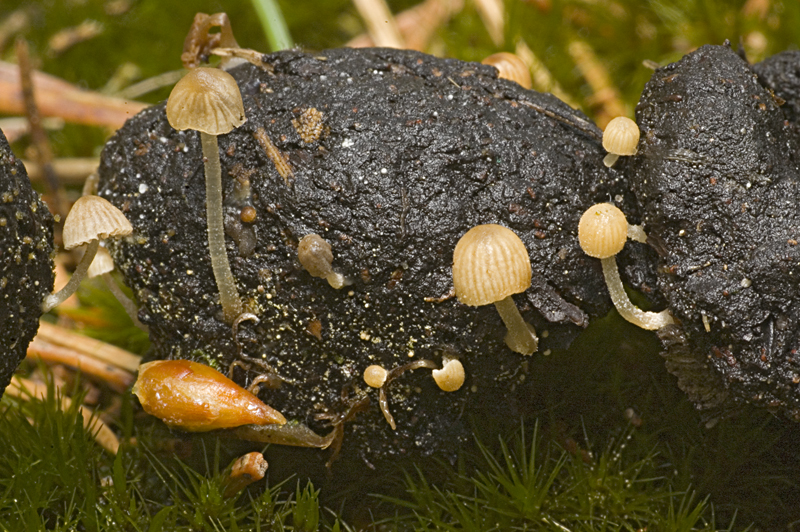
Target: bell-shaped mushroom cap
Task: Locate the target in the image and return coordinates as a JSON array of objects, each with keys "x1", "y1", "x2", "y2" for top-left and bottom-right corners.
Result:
[
  {"x1": 363, "y1": 365, "x2": 388, "y2": 388},
  {"x1": 432, "y1": 359, "x2": 465, "y2": 392},
  {"x1": 166, "y1": 67, "x2": 246, "y2": 135},
  {"x1": 62, "y1": 195, "x2": 133, "y2": 250},
  {"x1": 578, "y1": 203, "x2": 628, "y2": 259},
  {"x1": 481, "y1": 52, "x2": 532, "y2": 90},
  {"x1": 452, "y1": 224, "x2": 532, "y2": 306},
  {"x1": 87, "y1": 246, "x2": 115, "y2": 278},
  {"x1": 602, "y1": 117, "x2": 640, "y2": 156}
]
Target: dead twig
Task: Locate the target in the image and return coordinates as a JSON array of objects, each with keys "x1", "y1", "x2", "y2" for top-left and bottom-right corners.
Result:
[
  {"x1": 515, "y1": 39, "x2": 579, "y2": 109},
  {"x1": 27, "y1": 338, "x2": 134, "y2": 393},
  {"x1": 6, "y1": 376, "x2": 120, "y2": 454},
  {"x1": 36, "y1": 320, "x2": 142, "y2": 373},
  {"x1": 474, "y1": 0, "x2": 504, "y2": 46},
  {"x1": 348, "y1": 0, "x2": 463, "y2": 51},
  {"x1": 0, "y1": 60, "x2": 148, "y2": 129},
  {"x1": 15, "y1": 38, "x2": 68, "y2": 220},
  {"x1": 23, "y1": 157, "x2": 99, "y2": 186},
  {"x1": 567, "y1": 39, "x2": 627, "y2": 128}
]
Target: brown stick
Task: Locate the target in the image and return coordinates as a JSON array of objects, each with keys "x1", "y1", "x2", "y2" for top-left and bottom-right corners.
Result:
[
  {"x1": 27, "y1": 338, "x2": 134, "y2": 392},
  {"x1": 36, "y1": 320, "x2": 142, "y2": 373},
  {"x1": 22, "y1": 157, "x2": 98, "y2": 186},
  {"x1": 15, "y1": 38, "x2": 68, "y2": 219},
  {"x1": 567, "y1": 39, "x2": 626, "y2": 128},
  {"x1": 6, "y1": 376, "x2": 120, "y2": 454},
  {"x1": 0, "y1": 60, "x2": 148, "y2": 129},
  {"x1": 474, "y1": 0, "x2": 504, "y2": 46}
]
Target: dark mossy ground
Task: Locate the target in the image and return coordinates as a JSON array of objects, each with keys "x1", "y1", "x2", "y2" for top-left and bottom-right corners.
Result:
[{"x1": 3, "y1": 0, "x2": 800, "y2": 530}]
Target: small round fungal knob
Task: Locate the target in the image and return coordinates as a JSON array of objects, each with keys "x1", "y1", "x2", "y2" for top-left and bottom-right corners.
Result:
[
  {"x1": 578, "y1": 203, "x2": 674, "y2": 331},
  {"x1": 298, "y1": 234, "x2": 346, "y2": 289},
  {"x1": 602, "y1": 116, "x2": 640, "y2": 167},
  {"x1": 452, "y1": 224, "x2": 538, "y2": 355},
  {"x1": 481, "y1": 52, "x2": 532, "y2": 90},
  {"x1": 578, "y1": 203, "x2": 628, "y2": 259},
  {"x1": 432, "y1": 359, "x2": 465, "y2": 392},
  {"x1": 363, "y1": 365, "x2": 387, "y2": 388}
]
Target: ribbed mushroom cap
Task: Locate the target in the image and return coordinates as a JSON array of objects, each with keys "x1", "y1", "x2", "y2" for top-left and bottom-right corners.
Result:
[
  {"x1": 432, "y1": 359, "x2": 465, "y2": 392},
  {"x1": 602, "y1": 116, "x2": 640, "y2": 156},
  {"x1": 578, "y1": 203, "x2": 628, "y2": 259},
  {"x1": 452, "y1": 224, "x2": 532, "y2": 306},
  {"x1": 62, "y1": 195, "x2": 133, "y2": 250},
  {"x1": 166, "y1": 67, "x2": 246, "y2": 135},
  {"x1": 87, "y1": 246, "x2": 115, "y2": 278}
]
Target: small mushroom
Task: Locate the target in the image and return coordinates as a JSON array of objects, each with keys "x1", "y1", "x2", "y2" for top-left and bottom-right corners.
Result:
[
  {"x1": 578, "y1": 203, "x2": 674, "y2": 330},
  {"x1": 42, "y1": 195, "x2": 132, "y2": 312},
  {"x1": 87, "y1": 247, "x2": 148, "y2": 332},
  {"x1": 452, "y1": 224, "x2": 538, "y2": 355},
  {"x1": 432, "y1": 358, "x2": 465, "y2": 392},
  {"x1": 363, "y1": 364, "x2": 387, "y2": 388},
  {"x1": 297, "y1": 234, "x2": 346, "y2": 289},
  {"x1": 481, "y1": 52, "x2": 532, "y2": 89},
  {"x1": 166, "y1": 67, "x2": 246, "y2": 324},
  {"x1": 602, "y1": 116, "x2": 640, "y2": 168},
  {"x1": 132, "y1": 359, "x2": 286, "y2": 431}
]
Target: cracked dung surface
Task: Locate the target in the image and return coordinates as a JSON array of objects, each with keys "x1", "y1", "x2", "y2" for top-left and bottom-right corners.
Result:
[
  {"x1": 96, "y1": 47, "x2": 661, "y2": 463},
  {"x1": 0, "y1": 128, "x2": 55, "y2": 397}
]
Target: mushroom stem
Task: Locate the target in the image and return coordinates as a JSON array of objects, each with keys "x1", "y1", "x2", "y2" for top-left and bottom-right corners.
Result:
[
  {"x1": 201, "y1": 131, "x2": 243, "y2": 324},
  {"x1": 101, "y1": 273, "x2": 148, "y2": 332},
  {"x1": 42, "y1": 240, "x2": 99, "y2": 312},
  {"x1": 493, "y1": 295, "x2": 538, "y2": 355},
  {"x1": 600, "y1": 257, "x2": 674, "y2": 330},
  {"x1": 325, "y1": 272, "x2": 346, "y2": 289},
  {"x1": 603, "y1": 153, "x2": 620, "y2": 167}
]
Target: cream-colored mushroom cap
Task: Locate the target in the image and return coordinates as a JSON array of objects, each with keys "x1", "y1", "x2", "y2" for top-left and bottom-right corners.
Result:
[
  {"x1": 578, "y1": 203, "x2": 628, "y2": 259},
  {"x1": 363, "y1": 365, "x2": 388, "y2": 388},
  {"x1": 481, "y1": 52, "x2": 532, "y2": 90},
  {"x1": 432, "y1": 359, "x2": 465, "y2": 392},
  {"x1": 602, "y1": 117, "x2": 640, "y2": 156},
  {"x1": 87, "y1": 246, "x2": 115, "y2": 278},
  {"x1": 452, "y1": 224, "x2": 532, "y2": 306},
  {"x1": 166, "y1": 67, "x2": 246, "y2": 135},
  {"x1": 62, "y1": 195, "x2": 133, "y2": 250}
]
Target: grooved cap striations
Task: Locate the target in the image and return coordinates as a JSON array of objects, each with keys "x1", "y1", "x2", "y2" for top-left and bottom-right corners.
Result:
[
  {"x1": 166, "y1": 67, "x2": 246, "y2": 135},
  {"x1": 87, "y1": 246, "x2": 115, "y2": 278},
  {"x1": 432, "y1": 359, "x2": 465, "y2": 392},
  {"x1": 62, "y1": 195, "x2": 133, "y2": 250},
  {"x1": 452, "y1": 224, "x2": 532, "y2": 306},
  {"x1": 602, "y1": 116, "x2": 640, "y2": 156},
  {"x1": 578, "y1": 203, "x2": 628, "y2": 259}
]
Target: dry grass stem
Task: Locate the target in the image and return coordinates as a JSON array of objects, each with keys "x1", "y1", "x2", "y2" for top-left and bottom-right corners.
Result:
[
  {"x1": 27, "y1": 338, "x2": 135, "y2": 393},
  {"x1": 351, "y1": 0, "x2": 405, "y2": 49},
  {"x1": 23, "y1": 157, "x2": 99, "y2": 186},
  {"x1": 6, "y1": 376, "x2": 120, "y2": 454},
  {"x1": 347, "y1": 0, "x2": 464, "y2": 51},
  {"x1": 474, "y1": 0, "x2": 505, "y2": 46},
  {"x1": 0, "y1": 10, "x2": 29, "y2": 54},
  {"x1": 515, "y1": 39, "x2": 579, "y2": 108},
  {"x1": 0, "y1": 60, "x2": 147, "y2": 129},
  {"x1": 254, "y1": 127, "x2": 293, "y2": 185},
  {"x1": 567, "y1": 39, "x2": 626, "y2": 128},
  {"x1": 47, "y1": 19, "x2": 104, "y2": 56},
  {"x1": 36, "y1": 320, "x2": 142, "y2": 373}
]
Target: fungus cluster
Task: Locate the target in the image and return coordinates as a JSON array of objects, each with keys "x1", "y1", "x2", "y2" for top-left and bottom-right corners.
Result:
[{"x1": 578, "y1": 203, "x2": 674, "y2": 330}]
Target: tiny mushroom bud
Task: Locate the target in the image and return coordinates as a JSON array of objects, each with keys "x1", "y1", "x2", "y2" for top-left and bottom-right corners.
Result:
[
  {"x1": 578, "y1": 203, "x2": 674, "y2": 330},
  {"x1": 432, "y1": 359, "x2": 465, "y2": 392},
  {"x1": 42, "y1": 196, "x2": 132, "y2": 312},
  {"x1": 132, "y1": 359, "x2": 286, "y2": 431},
  {"x1": 452, "y1": 224, "x2": 538, "y2": 355},
  {"x1": 363, "y1": 364, "x2": 387, "y2": 388},
  {"x1": 222, "y1": 452, "x2": 268, "y2": 498},
  {"x1": 297, "y1": 234, "x2": 346, "y2": 289},
  {"x1": 481, "y1": 52, "x2": 532, "y2": 89},
  {"x1": 602, "y1": 116, "x2": 640, "y2": 167},
  {"x1": 88, "y1": 247, "x2": 148, "y2": 332},
  {"x1": 167, "y1": 67, "x2": 246, "y2": 324}
]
